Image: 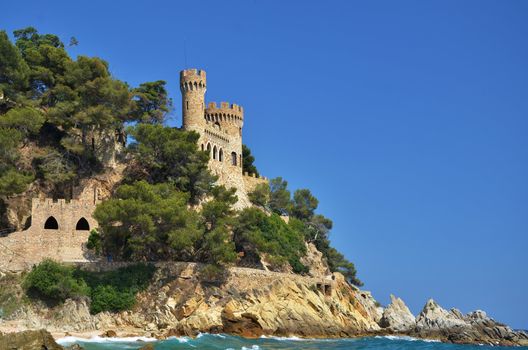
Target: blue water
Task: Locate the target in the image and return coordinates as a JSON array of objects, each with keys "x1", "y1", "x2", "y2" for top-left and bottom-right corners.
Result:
[{"x1": 57, "y1": 334, "x2": 528, "y2": 350}]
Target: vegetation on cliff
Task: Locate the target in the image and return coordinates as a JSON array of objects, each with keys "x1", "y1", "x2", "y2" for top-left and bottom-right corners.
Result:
[
  {"x1": 0, "y1": 27, "x2": 171, "y2": 205},
  {"x1": 23, "y1": 259, "x2": 155, "y2": 313},
  {"x1": 1, "y1": 27, "x2": 362, "y2": 286}
]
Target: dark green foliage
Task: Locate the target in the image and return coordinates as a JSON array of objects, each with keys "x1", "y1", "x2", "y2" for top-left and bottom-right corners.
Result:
[
  {"x1": 23, "y1": 259, "x2": 89, "y2": 302},
  {"x1": 0, "y1": 30, "x2": 29, "y2": 105},
  {"x1": 268, "y1": 177, "x2": 291, "y2": 215},
  {"x1": 290, "y1": 189, "x2": 319, "y2": 221},
  {"x1": 25, "y1": 260, "x2": 156, "y2": 314},
  {"x1": 233, "y1": 208, "x2": 307, "y2": 273},
  {"x1": 199, "y1": 186, "x2": 238, "y2": 265},
  {"x1": 94, "y1": 181, "x2": 202, "y2": 261},
  {"x1": 248, "y1": 183, "x2": 270, "y2": 209},
  {"x1": 131, "y1": 80, "x2": 172, "y2": 124},
  {"x1": 125, "y1": 124, "x2": 216, "y2": 204},
  {"x1": 34, "y1": 148, "x2": 76, "y2": 185},
  {"x1": 77, "y1": 263, "x2": 155, "y2": 314},
  {"x1": 0, "y1": 27, "x2": 173, "y2": 197},
  {"x1": 86, "y1": 229, "x2": 102, "y2": 254},
  {"x1": 90, "y1": 285, "x2": 135, "y2": 314},
  {"x1": 242, "y1": 144, "x2": 258, "y2": 176}
]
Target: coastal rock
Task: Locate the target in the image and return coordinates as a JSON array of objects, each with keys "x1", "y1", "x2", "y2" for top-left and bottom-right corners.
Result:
[
  {"x1": 379, "y1": 294, "x2": 415, "y2": 332},
  {"x1": 415, "y1": 299, "x2": 467, "y2": 330},
  {"x1": 410, "y1": 299, "x2": 528, "y2": 346},
  {"x1": 300, "y1": 242, "x2": 331, "y2": 277},
  {"x1": 355, "y1": 290, "x2": 383, "y2": 323},
  {"x1": 0, "y1": 329, "x2": 64, "y2": 350}
]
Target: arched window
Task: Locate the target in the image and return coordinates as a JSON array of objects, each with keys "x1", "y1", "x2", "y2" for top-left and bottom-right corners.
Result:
[
  {"x1": 206, "y1": 143, "x2": 211, "y2": 157},
  {"x1": 231, "y1": 152, "x2": 237, "y2": 166},
  {"x1": 213, "y1": 146, "x2": 217, "y2": 160},
  {"x1": 201, "y1": 144, "x2": 204, "y2": 151},
  {"x1": 219, "y1": 149, "x2": 224, "y2": 162},
  {"x1": 44, "y1": 216, "x2": 59, "y2": 230},
  {"x1": 76, "y1": 218, "x2": 90, "y2": 231}
]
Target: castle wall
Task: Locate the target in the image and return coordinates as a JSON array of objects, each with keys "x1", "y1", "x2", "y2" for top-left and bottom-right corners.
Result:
[
  {"x1": 0, "y1": 198, "x2": 99, "y2": 271},
  {"x1": 180, "y1": 69, "x2": 269, "y2": 209}
]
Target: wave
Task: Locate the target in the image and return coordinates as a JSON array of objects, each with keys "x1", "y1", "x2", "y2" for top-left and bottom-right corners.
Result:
[
  {"x1": 56, "y1": 335, "x2": 157, "y2": 345},
  {"x1": 375, "y1": 335, "x2": 441, "y2": 343}
]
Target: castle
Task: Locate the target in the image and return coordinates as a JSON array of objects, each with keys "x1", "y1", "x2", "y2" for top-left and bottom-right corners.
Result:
[
  {"x1": 180, "y1": 69, "x2": 267, "y2": 208},
  {"x1": 0, "y1": 69, "x2": 268, "y2": 270},
  {"x1": 0, "y1": 193, "x2": 99, "y2": 271}
]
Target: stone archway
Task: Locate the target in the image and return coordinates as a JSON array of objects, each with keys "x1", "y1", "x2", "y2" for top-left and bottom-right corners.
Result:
[
  {"x1": 75, "y1": 217, "x2": 90, "y2": 231},
  {"x1": 44, "y1": 216, "x2": 59, "y2": 230}
]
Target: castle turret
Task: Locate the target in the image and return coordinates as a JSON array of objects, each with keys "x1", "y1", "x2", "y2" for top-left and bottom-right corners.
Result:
[{"x1": 180, "y1": 69, "x2": 206, "y2": 131}]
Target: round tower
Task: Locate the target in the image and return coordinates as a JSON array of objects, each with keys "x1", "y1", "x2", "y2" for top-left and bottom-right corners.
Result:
[{"x1": 180, "y1": 69, "x2": 207, "y2": 131}]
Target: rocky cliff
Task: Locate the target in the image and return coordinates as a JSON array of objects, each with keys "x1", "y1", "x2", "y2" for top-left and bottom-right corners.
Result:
[
  {"x1": 0, "y1": 263, "x2": 380, "y2": 340},
  {"x1": 1, "y1": 264, "x2": 526, "y2": 346},
  {"x1": 378, "y1": 296, "x2": 528, "y2": 346}
]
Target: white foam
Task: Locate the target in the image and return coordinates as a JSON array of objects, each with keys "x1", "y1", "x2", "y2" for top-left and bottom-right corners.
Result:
[
  {"x1": 374, "y1": 335, "x2": 440, "y2": 343},
  {"x1": 56, "y1": 335, "x2": 157, "y2": 345},
  {"x1": 166, "y1": 335, "x2": 191, "y2": 343}
]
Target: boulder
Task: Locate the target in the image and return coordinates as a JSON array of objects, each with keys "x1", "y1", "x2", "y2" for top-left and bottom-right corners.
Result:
[
  {"x1": 379, "y1": 294, "x2": 415, "y2": 332},
  {"x1": 0, "y1": 329, "x2": 64, "y2": 350},
  {"x1": 415, "y1": 299, "x2": 467, "y2": 331}
]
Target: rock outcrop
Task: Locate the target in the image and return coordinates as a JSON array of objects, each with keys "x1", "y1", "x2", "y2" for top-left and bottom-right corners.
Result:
[
  {"x1": 415, "y1": 299, "x2": 467, "y2": 330},
  {"x1": 409, "y1": 299, "x2": 528, "y2": 346},
  {"x1": 1, "y1": 263, "x2": 379, "y2": 340},
  {"x1": 2, "y1": 264, "x2": 526, "y2": 346},
  {"x1": 0, "y1": 329, "x2": 65, "y2": 350},
  {"x1": 379, "y1": 294, "x2": 415, "y2": 332}
]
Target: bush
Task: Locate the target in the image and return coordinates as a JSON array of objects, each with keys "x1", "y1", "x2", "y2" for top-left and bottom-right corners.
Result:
[
  {"x1": 233, "y1": 208, "x2": 308, "y2": 273},
  {"x1": 86, "y1": 229, "x2": 102, "y2": 254},
  {"x1": 90, "y1": 285, "x2": 135, "y2": 314},
  {"x1": 23, "y1": 259, "x2": 90, "y2": 302},
  {"x1": 24, "y1": 261, "x2": 155, "y2": 313}
]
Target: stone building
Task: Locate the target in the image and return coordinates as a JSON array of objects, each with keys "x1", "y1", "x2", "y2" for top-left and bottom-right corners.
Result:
[
  {"x1": 0, "y1": 69, "x2": 269, "y2": 271},
  {"x1": 0, "y1": 190, "x2": 99, "y2": 271},
  {"x1": 180, "y1": 69, "x2": 268, "y2": 208}
]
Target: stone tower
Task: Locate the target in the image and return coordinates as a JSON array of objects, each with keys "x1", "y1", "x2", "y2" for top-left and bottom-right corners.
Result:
[
  {"x1": 180, "y1": 69, "x2": 267, "y2": 208},
  {"x1": 180, "y1": 69, "x2": 207, "y2": 132}
]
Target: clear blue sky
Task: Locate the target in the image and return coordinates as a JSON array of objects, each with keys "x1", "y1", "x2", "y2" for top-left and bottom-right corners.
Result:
[{"x1": 3, "y1": 0, "x2": 527, "y2": 329}]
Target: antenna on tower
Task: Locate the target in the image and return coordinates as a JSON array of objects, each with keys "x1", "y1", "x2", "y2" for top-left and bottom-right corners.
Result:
[{"x1": 184, "y1": 38, "x2": 188, "y2": 67}]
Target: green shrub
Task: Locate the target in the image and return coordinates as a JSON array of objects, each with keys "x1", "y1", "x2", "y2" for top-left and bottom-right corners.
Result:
[
  {"x1": 23, "y1": 259, "x2": 90, "y2": 302},
  {"x1": 90, "y1": 285, "x2": 135, "y2": 314},
  {"x1": 233, "y1": 208, "x2": 308, "y2": 273},
  {"x1": 74, "y1": 263, "x2": 155, "y2": 314},
  {"x1": 86, "y1": 229, "x2": 102, "y2": 254}
]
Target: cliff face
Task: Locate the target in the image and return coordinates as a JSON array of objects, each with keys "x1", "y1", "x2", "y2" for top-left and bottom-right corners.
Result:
[
  {"x1": 2, "y1": 264, "x2": 527, "y2": 346},
  {"x1": 1, "y1": 263, "x2": 380, "y2": 339}
]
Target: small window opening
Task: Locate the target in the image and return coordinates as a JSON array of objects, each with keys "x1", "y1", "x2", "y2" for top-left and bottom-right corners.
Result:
[
  {"x1": 231, "y1": 152, "x2": 237, "y2": 166},
  {"x1": 44, "y1": 216, "x2": 59, "y2": 230},
  {"x1": 76, "y1": 217, "x2": 90, "y2": 231},
  {"x1": 219, "y1": 149, "x2": 224, "y2": 162},
  {"x1": 213, "y1": 146, "x2": 217, "y2": 160}
]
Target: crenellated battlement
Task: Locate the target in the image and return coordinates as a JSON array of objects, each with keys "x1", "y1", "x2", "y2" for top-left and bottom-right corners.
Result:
[
  {"x1": 180, "y1": 69, "x2": 207, "y2": 92},
  {"x1": 32, "y1": 197, "x2": 98, "y2": 210},
  {"x1": 205, "y1": 101, "x2": 244, "y2": 124},
  {"x1": 180, "y1": 68, "x2": 267, "y2": 209},
  {"x1": 243, "y1": 172, "x2": 268, "y2": 181}
]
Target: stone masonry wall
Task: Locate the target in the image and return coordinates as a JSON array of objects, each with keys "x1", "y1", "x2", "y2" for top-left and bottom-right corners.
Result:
[
  {"x1": 0, "y1": 197, "x2": 99, "y2": 272},
  {"x1": 180, "y1": 69, "x2": 268, "y2": 209}
]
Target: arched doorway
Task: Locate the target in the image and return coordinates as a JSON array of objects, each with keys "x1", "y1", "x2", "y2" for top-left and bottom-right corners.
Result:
[
  {"x1": 76, "y1": 217, "x2": 90, "y2": 231},
  {"x1": 44, "y1": 216, "x2": 59, "y2": 230}
]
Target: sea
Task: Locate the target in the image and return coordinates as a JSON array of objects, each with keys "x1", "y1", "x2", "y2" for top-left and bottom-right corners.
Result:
[{"x1": 56, "y1": 334, "x2": 528, "y2": 350}]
